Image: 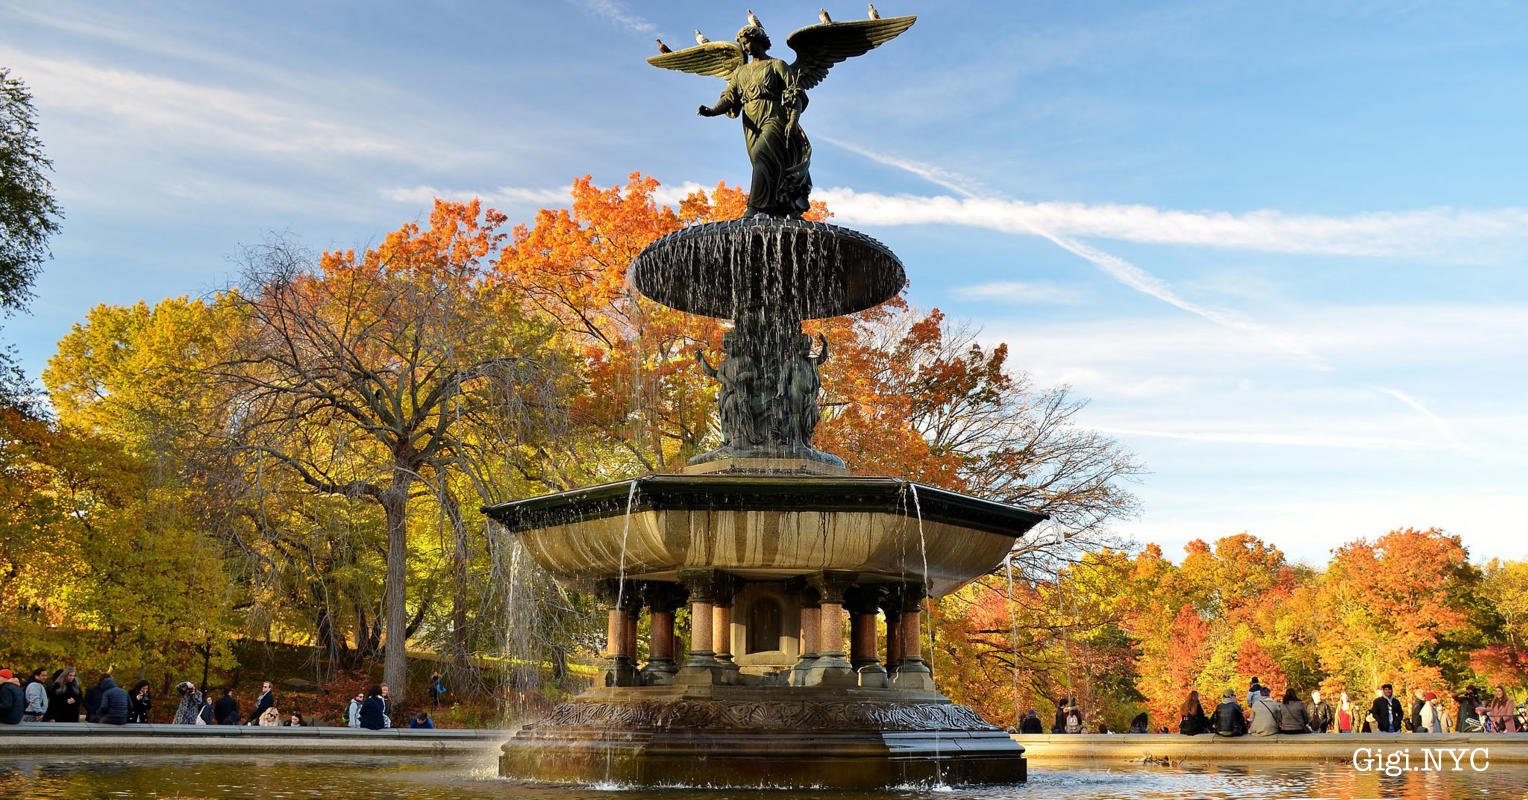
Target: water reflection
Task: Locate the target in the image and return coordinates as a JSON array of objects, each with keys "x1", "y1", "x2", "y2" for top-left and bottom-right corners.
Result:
[{"x1": 0, "y1": 755, "x2": 1522, "y2": 799}]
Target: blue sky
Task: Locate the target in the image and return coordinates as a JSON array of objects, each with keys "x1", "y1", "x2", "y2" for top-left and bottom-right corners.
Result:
[{"x1": 3, "y1": 1, "x2": 1526, "y2": 565}]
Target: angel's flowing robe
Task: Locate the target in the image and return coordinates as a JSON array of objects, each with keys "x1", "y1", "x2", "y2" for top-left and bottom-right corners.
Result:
[{"x1": 716, "y1": 58, "x2": 813, "y2": 217}]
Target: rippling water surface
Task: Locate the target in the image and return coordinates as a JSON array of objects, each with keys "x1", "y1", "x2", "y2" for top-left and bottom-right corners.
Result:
[{"x1": 0, "y1": 755, "x2": 1520, "y2": 799}]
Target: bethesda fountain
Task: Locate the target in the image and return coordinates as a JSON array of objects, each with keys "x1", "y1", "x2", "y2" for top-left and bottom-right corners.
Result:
[{"x1": 487, "y1": 9, "x2": 1045, "y2": 789}]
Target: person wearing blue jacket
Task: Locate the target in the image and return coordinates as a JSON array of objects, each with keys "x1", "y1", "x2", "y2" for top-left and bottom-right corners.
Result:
[{"x1": 96, "y1": 677, "x2": 132, "y2": 725}]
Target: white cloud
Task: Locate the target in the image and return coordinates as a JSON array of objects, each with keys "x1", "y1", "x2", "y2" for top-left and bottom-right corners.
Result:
[
  {"x1": 2, "y1": 48, "x2": 442, "y2": 166},
  {"x1": 952, "y1": 281, "x2": 1081, "y2": 304},
  {"x1": 382, "y1": 185, "x2": 573, "y2": 208},
  {"x1": 566, "y1": 0, "x2": 658, "y2": 35},
  {"x1": 814, "y1": 187, "x2": 1528, "y2": 262}
]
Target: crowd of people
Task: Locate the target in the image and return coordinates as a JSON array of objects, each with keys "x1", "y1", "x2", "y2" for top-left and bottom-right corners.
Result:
[
  {"x1": 0, "y1": 667, "x2": 449, "y2": 730},
  {"x1": 1015, "y1": 679, "x2": 1528, "y2": 736}
]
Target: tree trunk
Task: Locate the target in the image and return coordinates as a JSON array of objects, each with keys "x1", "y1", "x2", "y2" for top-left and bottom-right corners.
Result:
[
  {"x1": 381, "y1": 470, "x2": 412, "y2": 703},
  {"x1": 441, "y1": 487, "x2": 472, "y2": 670}
]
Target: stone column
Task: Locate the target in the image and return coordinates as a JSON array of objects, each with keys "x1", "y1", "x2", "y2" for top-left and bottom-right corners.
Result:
[
  {"x1": 640, "y1": 582, "x2": 686, "y2": 685},
  {"x1": 890, "y1": 583, "x2": 935, "y2": 692},
  {"x1": 712, "y1": 575, "x2": 739, "y2": 683},
  {"x1": 620, "y1": 589, "x2": 643, "y2": 667},
  {"x1": 846, "y1": 585, "x2": 888, "y2": 688},
  {"x1": 804, "y1": 571, "x2": 856, "y2": 686},
  {"x1": 790, "y1": 580, "x2": 821, "y2": 687},
  {"x1": 678, "y1": 569, "x2": 721, "y2": 684},
  {"x1": 596, "y1": 579, "x2": 640, "y2": 687}
]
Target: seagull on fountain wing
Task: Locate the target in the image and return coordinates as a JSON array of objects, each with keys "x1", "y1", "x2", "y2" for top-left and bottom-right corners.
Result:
[
  {"x1": 868, "y1": 3, "x2": 880, "y2": 19},
  {"x1": 747, "y1": 9, "x2": 761, "y2": 27},
  {"x1": 694, "y1": 29, "x2": 709, "y2": 45},
  {"x1": 819, "y1": 8, "x2": 833, "y2": 24},
  {"x1": 656, "y1": 38, "x2": 672, "y2": 53}
]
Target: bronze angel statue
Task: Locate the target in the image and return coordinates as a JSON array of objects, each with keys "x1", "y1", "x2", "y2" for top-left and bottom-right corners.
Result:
[{"x1": 647, "y1": 12, "x2": 916, "y2": 218}]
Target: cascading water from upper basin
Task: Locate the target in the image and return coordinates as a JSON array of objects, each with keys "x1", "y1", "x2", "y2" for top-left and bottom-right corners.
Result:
[{"x1": 488, "y1": 7, "x2": 1045, "y2": 789}]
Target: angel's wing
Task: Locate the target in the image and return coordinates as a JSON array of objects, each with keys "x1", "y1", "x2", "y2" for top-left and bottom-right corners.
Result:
[
  {"x1": 646, "y1": 41, "x2": 746, "y2": 79},
  {"x1": 786, "y1": 15, "x2": 916, "y2": 91}
]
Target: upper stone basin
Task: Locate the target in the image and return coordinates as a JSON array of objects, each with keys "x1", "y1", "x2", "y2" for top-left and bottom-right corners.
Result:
[
  {"x1": 629, "y1": 217, "x2": 907, "y2": 320},
  {"x1": 482, "y1": 474, "x2": 1046, "y2": 597}
]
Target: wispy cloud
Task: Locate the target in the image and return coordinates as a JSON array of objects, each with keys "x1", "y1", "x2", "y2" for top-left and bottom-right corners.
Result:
[
  {"x1": 566, "y1": 0, "x2": 658, "y2": 35},
  {"x1": 1094, "y1": 426, "x2": 1423, "y2": 451},
  {"x1": 381, "y1": 181, "x2": 710, "y2": 209},
  {"x1": 383, "y1": 185, "x2": 573, "y2": 208},
  {"x1": 2, "y1": 48, "x2": 455, "y2": 167},
  {"x1": 814, "y1": 188, "x2": 1528, "y2": 262},
  {"x1": 952, "y1": 281, "x2": 1081, "y2": 304},
  {"x1": 1372, "y1": 385, "x2": 1471, "y2": 453}
]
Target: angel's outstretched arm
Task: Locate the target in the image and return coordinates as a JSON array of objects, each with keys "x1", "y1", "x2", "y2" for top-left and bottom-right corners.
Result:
[{"x1": 699, "y1": 82, "x2": 740, "y2": 118}]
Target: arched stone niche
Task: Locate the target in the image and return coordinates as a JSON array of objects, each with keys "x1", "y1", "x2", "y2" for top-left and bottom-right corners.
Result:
[{"x1": 730, "y1": 581, "x2": 800, "y2": 675}]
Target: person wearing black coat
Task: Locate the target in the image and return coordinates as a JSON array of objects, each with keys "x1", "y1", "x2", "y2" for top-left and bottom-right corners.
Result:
[
  {"x1": 83, "y1": 674, "x2": 112, "y2": 723},
  {"x1": 1019, "y1": 710, "x2": 1044, "y2": 734},
  {"x1": 358, "y1": 685, "x2": 388, "y2": 730},
  {"x1": 0, "y1": 670, "x2": 25, "y2": 725},
  {"x1": 1371, "y1": 684, "x2": 1404, "y2": 733},
  {"x1": 45, "y1": 669, "x2": 83, "y2": 722},
  {"x1": 1212, "y1": 690, "x2": 1247, "y2": 737},
  {"x1": 213, "y1": 688, "x2": 241, "y2": 725},
  {"x1": 247, "y1": 681, "x2": 276, "y2": 726},
  {"x1": 1179, "y1": 690, "x2": 1209, "y2": 735},
  {"x1": 96, "y1": 677, "x2": 131, "y2": 725},
  {"x1": 129, "y1": 681, "x2": 152, "y2": 724}
]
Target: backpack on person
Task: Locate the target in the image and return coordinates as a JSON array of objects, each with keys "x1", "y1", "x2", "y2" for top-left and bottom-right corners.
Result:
[{"x1": 1064, "y1": 711, "x2": 1082, "y2": 734}]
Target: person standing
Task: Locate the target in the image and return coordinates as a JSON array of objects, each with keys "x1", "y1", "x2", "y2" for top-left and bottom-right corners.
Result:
[
  {"x1": 96, "y1": 677, "x2": 131, "y2": 725},
  {"x1": 428, "y1": 671, "x2": 445, "y2": 707},
  {"x1": 1309, "y1": 690, "x2": 1333, "y2": 733},
  {"x1": 1371, "y1": 684, "x2": 1404, "y2": 733},
  {"x1": 0, "y1": 670, "x2": 24, "y2": 725},
  {"x1": 1409, "y1": 689, "x2": 1426, "y2": 733},
  {"x1": 248, "y1": 681, "x2": 276, "y2": 725},
  {"x1": 1485, "y1": 685, "x2": 1520, "y2": 732},
  {"x1": 1212, "y1": 690, "x2": 1247, "y2": 737},
  {"x1": 1250, "y1": 687, "x2": 1283, "y2": 736},
  {"x1": 198, "y1": 693, "x2": 215, "y2": 725},
  {"x1": 171, "y1": 682, "x2": 203, "y2": 725},
  {"x1": 379, "y1": 683, "x2": 393, "y2": 727},
  {"x1": 23, "y1": 668, "x2": 49, "y2": 722},
  {"x1": 1419, "y1": 692, "x2": 1444, "y2": 733},
  {"x1": 213, "y1": 688, "x2": 241, "y2": 725},
  {"x1": 1278, "y1": 689, "x2": 1311, "y2": 734},
  {"x1": 45, "y1": 668, "x2": 82, "y2": 722},
  {"x1": 1178, "y1": 691, "x2": 1209, "y2": 735},
  {"x1": 1051, "y1": 697, "x2": 1069, "y2": 734},
  {"x1": 1062, "y1": 702, "x2": 1084, "y2": 734},
  {"x1": 1336, "y1": 692, "x2": 1355, "y2": 733},
  {"x1": 128, "y1": 681, "x2": 152, "y2": 724}
]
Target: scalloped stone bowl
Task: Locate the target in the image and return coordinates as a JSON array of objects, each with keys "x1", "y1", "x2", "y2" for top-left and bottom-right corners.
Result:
[{"x1": 628, "y1": 217, "x2": 907, "y2": 320}]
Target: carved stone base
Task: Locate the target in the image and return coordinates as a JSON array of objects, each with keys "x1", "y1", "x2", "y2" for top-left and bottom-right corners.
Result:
[
  {"x1": 500, "y1": 685, "x2": 1025, "y2": 789},
  {"x1": 682, "y1": 456, "x2": 851, "y2": 477}
]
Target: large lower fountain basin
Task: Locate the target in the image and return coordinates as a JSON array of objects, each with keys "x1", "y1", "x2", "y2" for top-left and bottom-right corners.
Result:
[
  {"x1": 500, "y1": 684, "x2": 1026, "y2": 789},
  {"x1": 482, "y1": 474, "x2": 1045, "y2": 596}
]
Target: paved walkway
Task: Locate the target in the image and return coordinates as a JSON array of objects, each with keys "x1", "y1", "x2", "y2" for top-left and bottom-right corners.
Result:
[
  {"x1": 0, "y1": 723, "x2": 504, "y2": 755},
  {"x1": 1013, "y1": 732, "x2": 1528, "y2": 763}
]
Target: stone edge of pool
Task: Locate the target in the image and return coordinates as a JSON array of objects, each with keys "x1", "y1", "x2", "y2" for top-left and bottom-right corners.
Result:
[
  {"x1": 1012, "y1": 733, "x2": 1528, "y2": 763},
  {"x1": 0, "y1": 724, "x2": 504, "y2": 755}
]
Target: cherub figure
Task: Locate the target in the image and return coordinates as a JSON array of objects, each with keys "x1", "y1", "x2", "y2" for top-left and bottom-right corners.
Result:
[{"x1": 697, "y1": 332, "x2": 762, "y2": 447}]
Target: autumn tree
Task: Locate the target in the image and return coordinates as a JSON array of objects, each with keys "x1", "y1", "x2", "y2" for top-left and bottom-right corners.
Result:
[{"x1": 214, "y1": 201, "x2": 566, "y2": 700}]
